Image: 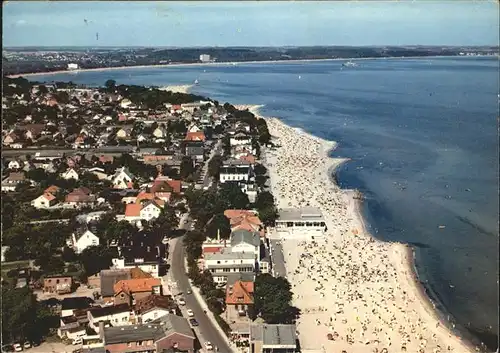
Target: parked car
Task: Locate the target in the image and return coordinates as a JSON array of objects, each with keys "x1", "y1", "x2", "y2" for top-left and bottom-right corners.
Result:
[
  {"x1": 189, "y1": 318, "x2": 199, "y2": 327},
  {"x1": 1, "y1": 344, "x2": 14, "y2": 353},
  {"x1": 72, "y1": 337, "x2": 83, "y2": 345},
  {"x1": 178, "y1": 298, "x2": 186, "y2": 306},
  {"x1": 186, "y1": 289, "x2": 192, "y2": 295},
  {"x1": 23, "y1": 342, "x2": 31, "y2": 349},
  {"x1": 186, "y1": 309, "x2": 194, "y2": 317},
  {"x1": 205, "y1": 341, "x2": 214, "y2": 351},
  {"x1": 12, "y1": 344, "x2": 22, "y2": 352}
]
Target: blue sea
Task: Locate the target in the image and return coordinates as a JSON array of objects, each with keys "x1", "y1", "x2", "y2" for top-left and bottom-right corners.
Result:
[{"x1": 31, "y1": 57, "x2": 499, "y2": 350}]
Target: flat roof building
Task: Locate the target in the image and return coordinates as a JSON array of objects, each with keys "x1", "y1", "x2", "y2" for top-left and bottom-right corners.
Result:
[
  {"x1": 275, "y1": 207, "x2": 326, "y2": 240},
  {"x1": 250, "y1": 324, "x2": 298, "y2": 353}
]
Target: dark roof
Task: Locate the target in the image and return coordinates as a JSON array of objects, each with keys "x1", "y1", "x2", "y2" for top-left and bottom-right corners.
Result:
[
  {"x1": 61, "y1": 297, "x2": 94, "y2": 311},
  {"x1": 152, "y1": 314, "x2": 195, "y2": 339},
  {"x1": 103, "y1": 325, "x2": 165, "y2": 345},
  {"x1": 100, "y1": 269, "x2": 131, "y2": 297},
  {"x1": 89, "y1": 303, "x2": 130, "y2": 318},
  {"x1": 61, "y1": 316, "x2": 78, "y2": 325},
  {"x1": 134, "y1": 295, "x2": 176, "y2": 315},
  {"x1": 225, "y1": 273, "x2": 255, "y2": 286}
]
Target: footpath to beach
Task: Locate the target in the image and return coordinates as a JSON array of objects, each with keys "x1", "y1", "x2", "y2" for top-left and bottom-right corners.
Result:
[{"x1": 259, "y1": 113, "x2": 476, "y2": 353}]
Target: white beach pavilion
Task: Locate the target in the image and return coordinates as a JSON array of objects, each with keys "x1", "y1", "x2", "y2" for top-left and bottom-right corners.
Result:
[{"x1": 275, "y1": 207, "x2": 327, "y2": 240}]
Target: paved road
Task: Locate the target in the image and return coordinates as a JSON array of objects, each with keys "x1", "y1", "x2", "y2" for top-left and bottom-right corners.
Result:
[
  {"x1": 170, "y1": 219, "x2": 232, "y2": 353},
  {"x1": 270, "y1": 239, "x2": 287, "y2": 278}
]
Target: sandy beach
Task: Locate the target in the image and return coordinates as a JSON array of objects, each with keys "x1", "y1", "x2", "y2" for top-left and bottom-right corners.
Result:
[{"x1": 261, "y1": 116, "x2": 477, "y2": 353}]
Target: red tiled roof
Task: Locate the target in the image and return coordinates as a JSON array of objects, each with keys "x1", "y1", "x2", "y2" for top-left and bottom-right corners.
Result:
[
  {"x1": 226, "y1": 280, "x2": 254, "y2": 305},
  {"x1": 42, "y1": 193, "x2": 56, "y2": 201},
  {"x1": 113, "y1": 278, "x2": 161, "y2": 295},
  {"x1": 203, "y1": 247, "x2": 224, "y2": 254},
  {"x1": 125, "y1": 203, "x2": 142, "y2": 217},
  {"x1": 44, "y1": 185, "x2": 61, "y2": 194},
  {"x1": 185, "y1": 131, "x2": 206, "y2": 142},
  {"x1": 151, "y1": 177, "x2": 181, "y2": 194}
]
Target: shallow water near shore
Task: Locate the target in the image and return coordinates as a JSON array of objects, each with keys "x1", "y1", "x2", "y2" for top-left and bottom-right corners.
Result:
[{"x1": 30, "y1": 56, "x2": 499, "y2": 350}]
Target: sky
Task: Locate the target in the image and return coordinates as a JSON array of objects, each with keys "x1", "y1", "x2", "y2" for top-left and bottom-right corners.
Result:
[{"x1": 2, "y1": 1, "x2": 499, "y2": 47}]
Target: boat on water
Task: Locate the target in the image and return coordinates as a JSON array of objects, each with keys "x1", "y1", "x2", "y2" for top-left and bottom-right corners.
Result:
[
  {"x1": 342, "y1": 61, "x2": 358, "y2": 67},
  {"x1": 194, "y1": 79, "x2": 199, "y2": 85}
]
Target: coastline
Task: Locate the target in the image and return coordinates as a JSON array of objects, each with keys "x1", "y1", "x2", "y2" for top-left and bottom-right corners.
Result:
[
  {"x1": 6, "y1": 55, "x2": 487, "y2": 79},
  {"x1": 257, "y1": 108, "x2": 478, "y2": 352}
]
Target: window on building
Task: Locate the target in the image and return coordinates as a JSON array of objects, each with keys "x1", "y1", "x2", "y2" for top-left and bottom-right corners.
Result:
[{"x1": 127, "y1": 342, "x2": 132, "y2": 347}]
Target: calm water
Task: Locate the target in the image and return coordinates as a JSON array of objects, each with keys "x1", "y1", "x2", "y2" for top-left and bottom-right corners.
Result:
[{"x1": 32, "y1": 57, "x2": 499, "y2": 350}]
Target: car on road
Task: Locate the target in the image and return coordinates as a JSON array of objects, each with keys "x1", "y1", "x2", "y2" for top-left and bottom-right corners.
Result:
[
  {"x1": 205, "y1": 341, "x2": 214, "y2": 351},
  {"x1": 189, "y1": 318, "x2": 199, "y2": 327},
  {"x1": 186, "y1": 289, "x2": 192, "y2": 294},
  {"x1": 23, "y1": 342, "x2": 31, "y2": 349},
  {"x1": 12, "y1": 344, "x2": 22, "y2": 352},
  {"x1": 186, "y1": 309, "x2": 194, "y2": 317},
  {"x1": 178, "y1": 298, "x2": 186, "y2": 306}
]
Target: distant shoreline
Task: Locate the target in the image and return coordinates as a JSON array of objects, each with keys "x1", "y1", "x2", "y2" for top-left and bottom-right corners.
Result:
[{"x1": 6, "y1": 55, "x2": 494, "y2": 79}]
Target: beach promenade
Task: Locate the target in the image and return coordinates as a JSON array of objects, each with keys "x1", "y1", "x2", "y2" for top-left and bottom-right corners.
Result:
[{"x1": 261, "y1": 115, "x2": 475, "y2": 353}]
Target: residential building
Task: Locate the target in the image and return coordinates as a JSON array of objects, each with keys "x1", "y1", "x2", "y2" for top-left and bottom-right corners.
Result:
[
  {"x1": 100, "y1": 269, "x2": 132, "y2": 303},
  {"x1": 61, "y1": 297, "x2": 94, "y2": 317},
  {"x1": 31, "y1": 192, "x2": 57, "y2": 209},
  {"x1": 219, "y1": 159, "x2": 253, "y2": 184},
  {"x1": 230, "y1": 229, "x2": 261, "y2": 259},
  {"x1": 103, "y1": 314, "x2": 195, "y2": 353},
  {"x1": 113, "y1": 278, "x2": 162, "y2": 306},
  {"x1": 230, "y1": 132, "x2": 252, "y2": 146},
  {"x1": 185, "y1": 131, "x2": 206, "y2": 142},
  {"x1": 249, "y1": 324, "x2": 298, "y2": 353},
  {"x1": 110, "y1": 167, "x2": 134, "y2": 189},
  {"x1": 183, "y1": 140, "x2": 204, "y2": 161},
  {"x1": 7, "y1": 159, "x2": 22, "y2": 170},
  {"x1": 71, "y1": 227, "x2": 100, "y2": 254},
  {"x1": 1, "y1": 172, "x2": 27, "y2": 192},
  {"x1": 88, "y1": 304, "x2": 133, "y2": 333},
  {"x1": 204, "y1": 250, "x2": 255, "y2": 285},
  {"x1": 134, "y1": 294, "x2": 176, "y2": 324},
  {"x1": 61, "y1": 168, "x2": 79, "y2": 180},
  {"x1": 65, "y1": 187, "x2": 97, "y2": 209},
  {"x1": 224, "y1": 210, "x2": 265, "y2": 238},
  {"x1": 225, "y1": 280, "x2": 254, "y2": 327},
  {"x1": 275, "y1": 207, "x2": 327, "y2": 239},
  {"x1": 44, "y1": 275, "x2": 73, "y2": 294}
]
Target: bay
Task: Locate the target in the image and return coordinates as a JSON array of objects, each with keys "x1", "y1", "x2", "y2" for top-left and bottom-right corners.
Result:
[{"x1": 31, "y1": 56, "x2": 499, "y2": 350}]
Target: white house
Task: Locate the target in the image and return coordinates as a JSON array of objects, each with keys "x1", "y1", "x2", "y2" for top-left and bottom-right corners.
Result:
[
  {"x1": 120, "y1": 99, "x2": 132, "y2": 109},
  {"x1": 152, "y1": 126, "x2": 167, "y2": 138},
  {"x1": 31, "y1": 193, "x2": 57, "y2": 209},
  {"x1": 61, "y1": 168, "x2": 79, "y2": 180},
  {"x1": 219, "y1": 160, "x2": 253, "y2": 184},
  {"x1": 111, "y1": 257, "x2": 161, "y2": 278},
  {"x1": 187, "y1": 124, "x2": 202, "y2": 133},
  {"x1": 109, "y1": 167, "x2": 134, "y2": 189},
  {"x1": 230, "y1": 132, "x2": 252, "y2": 147},
  {"x1": 7, "y1": 160, "x2": 22, "y2": 170},
  {"x1": 87, "y1": 304, "x2": 132, "y2": 333},
  {"x1": 140, "y1": 202, "x2": 163, "y2": 222},
  {"x1": 204, "y1": 251, "x2": 255, "y2": 285},
  {"x1": 71, "y1": 229, "x2": 100, "y2": 254}
]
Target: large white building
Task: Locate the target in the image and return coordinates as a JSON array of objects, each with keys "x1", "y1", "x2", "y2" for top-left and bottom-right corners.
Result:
[
  {"x1": 199, "y1": 54, "x2": 211, "y2": 63},
  {"x1": 275, "y1": 207, "x2": 327, "y2": 239},
  {"x1": 219, "y1": 159, "x2": 253, "y2": 184},
  {"x1": 67, "y1": 63, "x2": 79, "y2": 70}
]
